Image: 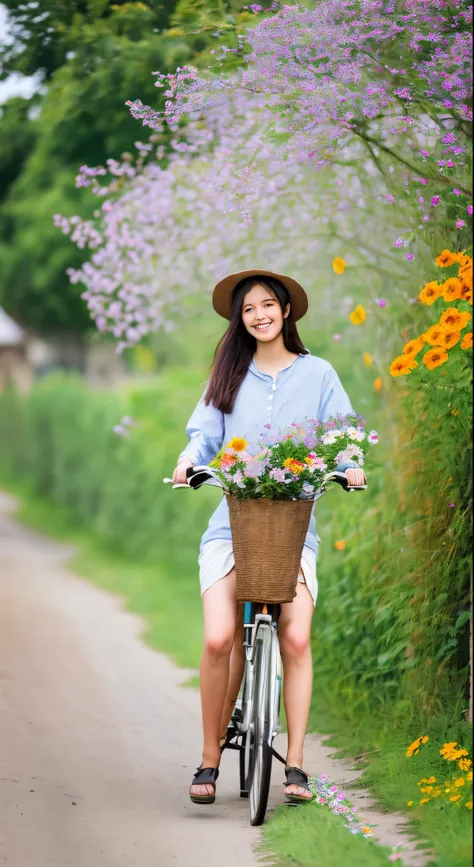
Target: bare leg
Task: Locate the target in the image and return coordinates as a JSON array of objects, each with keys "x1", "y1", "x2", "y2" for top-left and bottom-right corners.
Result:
[
  {"x1": 190, "y1": 568, "x2": 238, "y2": 799},
  {"x1": 219, "y1": 603, "x2": 245, "y2": 740},
  {"x1": 278, "y1": 574, "x2": 314, "y2": 799}
]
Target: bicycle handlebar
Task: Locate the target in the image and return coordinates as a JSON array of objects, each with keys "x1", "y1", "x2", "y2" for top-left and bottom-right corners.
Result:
[{"x1": 163, "y1": 465, "x2": 367, "y2": 493}]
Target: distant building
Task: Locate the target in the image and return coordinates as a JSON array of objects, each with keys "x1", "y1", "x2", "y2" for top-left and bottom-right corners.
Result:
[{"x1": 0, "y1": 308, "x2": 33, "y2": 394}]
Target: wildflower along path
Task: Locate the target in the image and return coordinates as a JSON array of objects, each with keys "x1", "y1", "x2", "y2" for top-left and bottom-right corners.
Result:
[{"x1": 0, "y1": 491, "x2": 430, "y2": 867}]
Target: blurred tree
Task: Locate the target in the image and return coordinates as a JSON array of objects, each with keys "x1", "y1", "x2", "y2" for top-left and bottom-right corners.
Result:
[{"x1": 0, "y1": 0, "x2": 233, "y2": 335}]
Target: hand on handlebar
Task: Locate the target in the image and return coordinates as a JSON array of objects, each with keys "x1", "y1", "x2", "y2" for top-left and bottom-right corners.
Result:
[
  {"x1": 344, "y1": 467, "x2": 366, "y2": 487},
  {"x1": 172, "y1": 457, "x2": 194, "y2": 485}
]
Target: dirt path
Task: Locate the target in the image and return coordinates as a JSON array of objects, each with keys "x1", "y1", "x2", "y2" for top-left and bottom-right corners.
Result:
[{"x1": 0, "y1": 492, "x2": 430, "y2": 867}]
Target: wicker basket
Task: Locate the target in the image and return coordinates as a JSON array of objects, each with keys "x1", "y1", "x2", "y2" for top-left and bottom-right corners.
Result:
[{"x1": 226, "y1": 494, "x2": 315, "y2": 603}]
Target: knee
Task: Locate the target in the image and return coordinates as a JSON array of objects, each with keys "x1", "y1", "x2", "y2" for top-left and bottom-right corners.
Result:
[
  {"x1": 279, "y1": 628, "x2": 311, "y2": 660},
  {"x1": 204, "y1": 630, "x2": 234, "y2": 658}
]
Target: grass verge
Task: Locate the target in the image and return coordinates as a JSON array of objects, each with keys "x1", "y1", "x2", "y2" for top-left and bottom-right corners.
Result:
[{"x1": 1, "y1": 476, "x2": 471, "y2": 867}]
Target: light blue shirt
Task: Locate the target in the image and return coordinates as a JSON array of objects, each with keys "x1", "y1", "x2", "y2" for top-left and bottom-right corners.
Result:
[{"x1": 178, "y1": 352, "x2": 360, "y2": 555}]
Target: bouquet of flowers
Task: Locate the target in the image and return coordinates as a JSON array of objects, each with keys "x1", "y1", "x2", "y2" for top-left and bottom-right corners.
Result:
[{"x1": 209, "y1": 414, "x2": 378, "y2": 501}]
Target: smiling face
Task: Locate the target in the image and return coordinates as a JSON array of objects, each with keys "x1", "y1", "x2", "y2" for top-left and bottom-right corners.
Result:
[{"x1": 241, "y1": 283, "x2": 290, "y2": 343}]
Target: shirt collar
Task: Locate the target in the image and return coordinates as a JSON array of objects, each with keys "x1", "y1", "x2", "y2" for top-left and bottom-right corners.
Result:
[{"x1": 249, "y1": 351, "x2": 308, "y2": 380}]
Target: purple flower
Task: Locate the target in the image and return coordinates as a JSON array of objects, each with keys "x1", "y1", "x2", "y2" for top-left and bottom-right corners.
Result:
[
  {"x1": 456, "y1": 219, "x2": 466, "y2": 228},
  {"x1": 418, "y1": 196, "x2": 424, "y2": 203},
  {"x1": 385, "y1": 195, "x2": 395, "y2": 204},
  {"x1": 394, "y1": 237, "x2": 404, "y2": 248},
  {"x1": 244, "y1": 460, "x2": 265, "y2": 479},
  {"x1": 269, "y1": 467, "x2": 286, "y2": 482},
  {"x1": 449, "y1": 502, "x2": 456, "y2": 508},
  {"x1": 467, "y1": 205, "x2": 473, "y2": 215},
  {"x1": 419, "y1": 178, "x2": 427, "y2": 185},
  {"x1": 431, "y1": 195, "x2": 440, "y2": 207},
  {"x1": 406, "y1": 252, "x2": 414, "y2": 261},
  {"x1": 376, "y1": 298, "x2": 387, "y2": 308},
  {"x1": 453, "y1": 189, "x2": 462, "y2": 196},
  {"x1": 233, "y1": 469, "x2": 246, "y2": 489}
]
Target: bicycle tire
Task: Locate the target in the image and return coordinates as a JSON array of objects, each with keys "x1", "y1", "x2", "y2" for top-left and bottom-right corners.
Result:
[{"x1": 246, "y1": 623, "x2": 273, "y2": 826}]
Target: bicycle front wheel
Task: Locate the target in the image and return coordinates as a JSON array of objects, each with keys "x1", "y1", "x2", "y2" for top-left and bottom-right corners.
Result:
[{"x1": 246, "y1": 622, "x2": 273, "y2": 826}]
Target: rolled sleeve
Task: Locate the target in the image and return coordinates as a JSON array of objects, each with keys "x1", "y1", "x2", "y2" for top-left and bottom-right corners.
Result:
[
  {"x1": 319, "y1": 365, "x2": 354, "y2": 422},
  {"x1": 319, "y1": 366, "x2": 365, "y2": 476},
  {"x1": 178, "y1": 388, "x2": 225, "y2": 467}
]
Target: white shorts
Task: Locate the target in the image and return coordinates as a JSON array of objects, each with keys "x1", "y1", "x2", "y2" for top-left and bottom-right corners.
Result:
[{"x1": 198, "y1": 539, "x2": 318, "y2": 608}]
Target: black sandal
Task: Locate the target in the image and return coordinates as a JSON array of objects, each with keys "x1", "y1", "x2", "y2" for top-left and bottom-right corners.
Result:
[
  {"x1": 189, "y1": 765, "x2": 220, "y2": 804},
  {"x1": 283, "y1": 766, "x2": 314, "y2": 803}
]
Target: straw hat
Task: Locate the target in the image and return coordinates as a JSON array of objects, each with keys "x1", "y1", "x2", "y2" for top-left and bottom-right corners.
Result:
[{"x1": 212, "y1": 269, "x2": 308, "y2": 321}]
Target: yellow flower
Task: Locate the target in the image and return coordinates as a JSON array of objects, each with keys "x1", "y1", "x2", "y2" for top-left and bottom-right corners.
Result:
[
  {"x1": 361, "y1": 826, "x2": 374, "y2": 835},
  {"x1": 423, "y1": 347, "x2": 449, "y2": 370},
  {"x1": 349, "y1": 304, "x2": 366, "y2": 325},
  {"x1": 441, "y1": 277, "x2": 463, "y2": 302},
  {"x1": 227, "y1": 437, "x2": 248, "y2": 452},
  {"x1": 440, "y1": 742, "x2": 469, "y2": 761},
  {"x1": 419, "y1": 798, "x2": 430, "y2": 805},
  {"x1": 373, "y1": 377, "x2": 383, "y2": 391},
  {"x1": 390, "y1": 354, "x2": 418, "y2": 377},
  {"x1": 458, "y1": 758, "x2": 472, "y2": 771},
  {"x1": 332, "y1": 257, "x2": 346, "y2": 275},
  {"x1": 451, "y1": 409, "x2": 460, "y2": 416},
  {"x1": 453, "y1": 777, "x2": 465, "y2": 787},
  {"x1": 466, "y1": 801, "x2": 473, "y2": 810},
  {"x1": 407, "y1": 800, "x2": 413, "y2": 807},
  {"x1": 436, "y1": 249, "x2": 457, "y2": 268},
  {"x1": 461, "y1": 332, "x2": 472, "y2": 350},
  {"x1": 363, "y1": 352, "x2": 373, "y2": 366},
  {"x1": 467, "y1": 771, "x2": 473, "y2": 782},
  {"x1": 419, "y1": 281, "x2": 442, "y2": 305},
  {"x1": 334, "y1": 540, "x2": 347, "y2": 551},
  {"x1": 403, "y1": 336, "x2": 425, "y2": 356},
  {"x1": 449, "y1": 794, "x2": 461, "y2": 802},
  {"x1": 406, "y1": 735, "x2": 429, "y2": 757}
]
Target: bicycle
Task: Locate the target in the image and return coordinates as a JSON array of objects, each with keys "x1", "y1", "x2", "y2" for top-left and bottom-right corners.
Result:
[{"x1": 164, "y1": 465, "x2": 366, "y2": 825}]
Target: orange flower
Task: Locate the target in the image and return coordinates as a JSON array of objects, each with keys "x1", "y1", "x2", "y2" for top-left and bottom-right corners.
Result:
[
  {"x1": 390, "y1": 355, "x2": 418, "y2": 376},
  {"x1": 436, "y1": 249, "x2": 457, "y2": 268},
  {"x1": 439, "y1": 308, "x2": 472, "y2": 331},
  {"x1": 363, "y1": 352, "x2": 373, "y2": 366},
  {"x1": 334, "y1": 540, "x2": 346, "y2": 550},
  {"x1": 419, "y1": 281, "x2": 442, "y2": 305},
  {"x1": 373, "y1": 377, "x2": 383, "y2": 391},
  {"x1": 283, "y1": 458, "x2": 305, "y2": 474},
  {"x1": 441, "y1": 277, "x2": 463, "y2": 302},
  {"x1": 459, "y1": 283, "x2": 472, "y2": 303},
  {"x1": 423, "y1": 347, "x2": 449, "y2": 370},
  {"x1": 456, "y1": 252, "x2": 471, "y2": 268},
  {"x1": 424, "y1": 324, "x2": 448, "y2": 346},
  {"x1": 461, "y1": 332, "x2": 472, "y2": 350},
  {"x1": 440, "y1": 330, "x2": 461, "y2": 349},
  {"x1": 403, "y1": 336, "x2": 425, "y2": 356}
]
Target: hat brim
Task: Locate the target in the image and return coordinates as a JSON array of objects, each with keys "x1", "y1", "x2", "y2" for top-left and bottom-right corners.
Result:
[{"x1": 212, "y1": 269, "x2": 308, "y2": 322}]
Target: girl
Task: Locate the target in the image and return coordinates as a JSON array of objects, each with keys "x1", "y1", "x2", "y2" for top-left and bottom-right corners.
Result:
[{"x1": 172, "y1": 269, "x2": 366, "y2": 805}]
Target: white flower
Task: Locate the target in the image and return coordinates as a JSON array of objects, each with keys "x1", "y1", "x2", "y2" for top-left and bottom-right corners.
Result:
[
  {"x1": 346, "y1": 426, "x2": 359, "y2": 440},
  {"x1": 322, "y1": 431, "x2": 338, "y2": 445},
  {"x1": 368, "y1": 430, "x2": 379, "y2": 444}
]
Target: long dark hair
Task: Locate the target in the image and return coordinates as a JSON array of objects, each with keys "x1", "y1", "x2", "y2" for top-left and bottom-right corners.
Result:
[{"x1": 205, "y1": 276, "x2": 309, "y2": 414}]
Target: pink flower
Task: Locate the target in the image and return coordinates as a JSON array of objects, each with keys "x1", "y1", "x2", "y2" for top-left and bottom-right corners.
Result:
[
  {"x1": 376, "y1": 298, "x2": 387, "y2": 307},
  {"x1": 394, "y1": 237, "x2": 404, "y2": 248},
  {"x1": 456, "y1": 219, "x2": 466, "y2": 228},
  {"x1": 453, "y1": 189, "x2": 462, "y2": 196},
  {"x1": 406, "y1": 253, "x2": 414, "y2": 261},
  {"x1": 449, "y1": 502, "x2": 456, "y2": 508},
  {"x1": 431, "y1": 195, "x2": 440, "y2": 206},
  {"x1": 419, "y1": 178, "x2": 427, "y2": 185},
  {"x1": 333, "y1": 333, "x2": 342, "y2": 341},
  {"x1": 467, "y1": 205, "x2": 473, "y2": 215}
]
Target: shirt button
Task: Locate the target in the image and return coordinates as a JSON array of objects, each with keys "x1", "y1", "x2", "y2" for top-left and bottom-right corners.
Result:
[{"x1": 268, "y1": 394, "x2": 273, "y2": 400}]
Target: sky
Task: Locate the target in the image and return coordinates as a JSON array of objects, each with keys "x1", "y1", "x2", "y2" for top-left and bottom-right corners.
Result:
[{"x1": 0, "y1": 4, "x2": 42, "y2": 104}]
